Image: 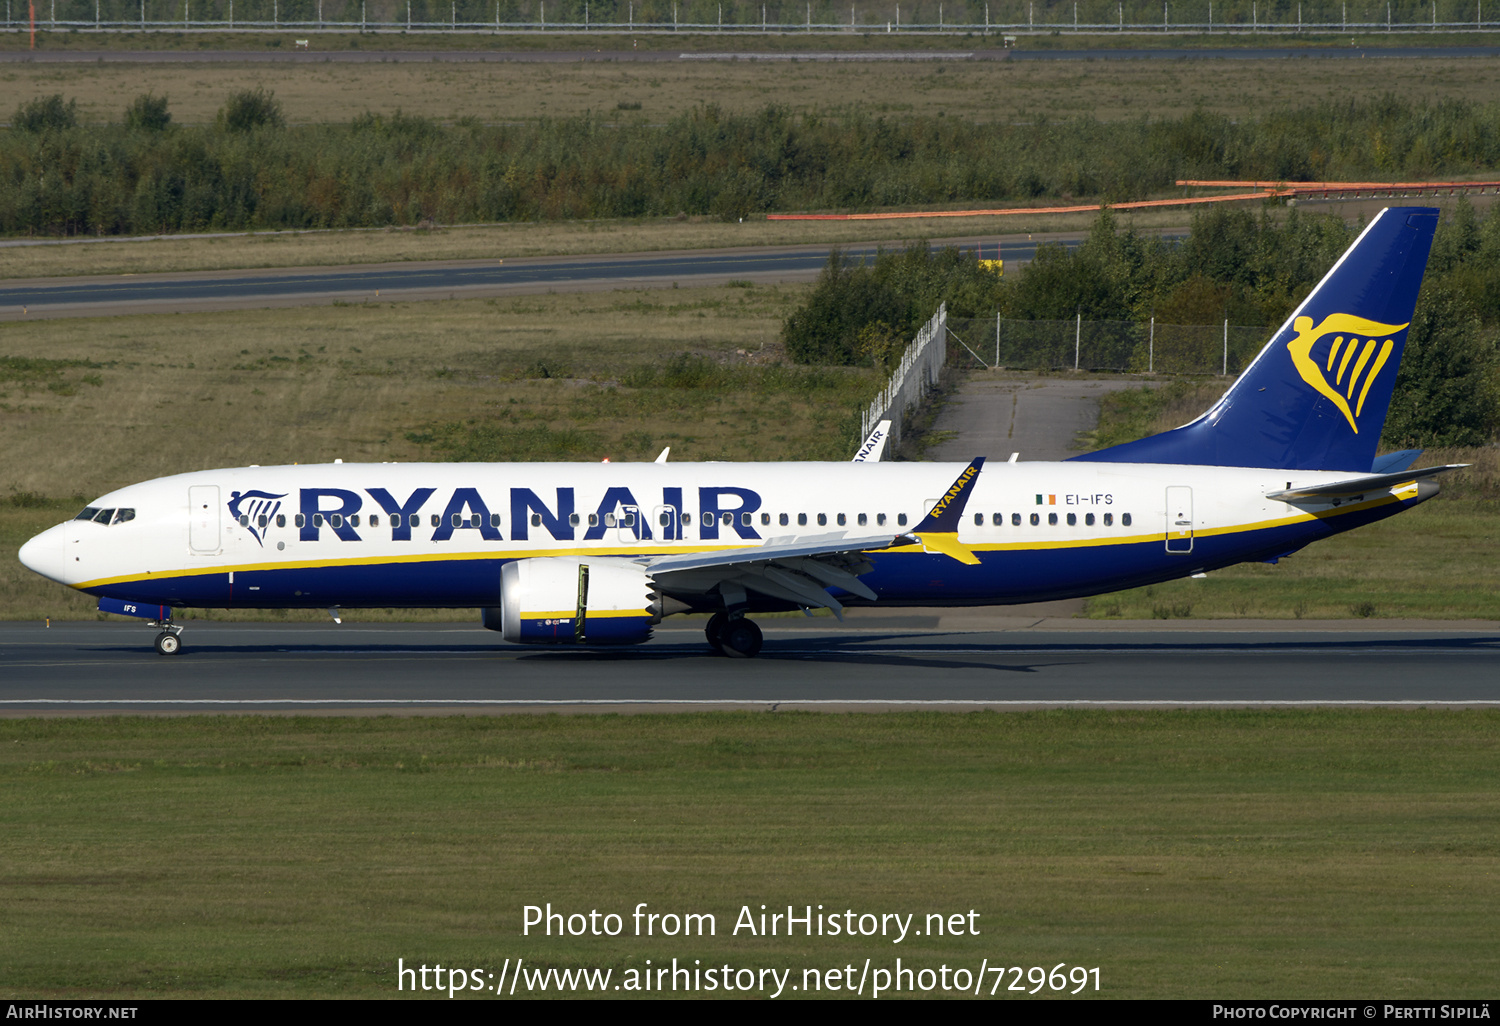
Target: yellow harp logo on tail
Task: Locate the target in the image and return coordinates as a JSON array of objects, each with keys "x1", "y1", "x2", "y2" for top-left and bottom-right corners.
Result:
[{"x1": 1286, "y1": 313, "x2": 1408, "y2": 434}]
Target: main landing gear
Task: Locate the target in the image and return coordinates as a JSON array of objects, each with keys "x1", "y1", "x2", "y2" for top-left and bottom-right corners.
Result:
[
  {"x1": 150, "y1": 618, "x2": 184, "y2": 656},
  {"x1": 704, "y1": 611, "x2": 763, "y2": 659}
]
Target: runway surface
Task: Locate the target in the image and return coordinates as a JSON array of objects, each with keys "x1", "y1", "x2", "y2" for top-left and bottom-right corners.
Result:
[
  {"x1": 3, "y1": 621, "x2": 1497, "y2": 711},
  {"x1": 0, "y1": 235, "x2": 1103, "y2": 319}
]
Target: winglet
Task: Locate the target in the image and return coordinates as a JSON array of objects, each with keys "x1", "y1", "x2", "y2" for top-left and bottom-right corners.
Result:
[
  {"x1": 910, "y1": 458, "x2": 986, "y2": 564},
  {"x1": 913, "y1": 458, "x2": 986, "y2": 533}
]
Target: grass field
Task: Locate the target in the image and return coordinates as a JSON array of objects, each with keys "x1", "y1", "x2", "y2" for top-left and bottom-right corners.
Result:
[
  {"x1": 1, "y1": 710, "x2": 1496, "y2": 998},
  {"x1": 7, "y1": 52, "x2": 1500, "y2": 127}
]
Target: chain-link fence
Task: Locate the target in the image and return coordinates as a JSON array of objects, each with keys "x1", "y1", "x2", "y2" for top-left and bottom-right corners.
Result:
[
  {"x1": 860, "y1": 302, "x2": 946, "y2": 446},
  {"x1": 947, "y1": 315, "x2": 1270, "y2": 376},
  {"x1": 9, "y1": 0, "x2": 1500, "y2": 32}
]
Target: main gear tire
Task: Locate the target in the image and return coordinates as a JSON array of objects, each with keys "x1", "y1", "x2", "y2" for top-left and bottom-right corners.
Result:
[{"x1": 719, "y1": 618, "x2": 763, "y2": 659}]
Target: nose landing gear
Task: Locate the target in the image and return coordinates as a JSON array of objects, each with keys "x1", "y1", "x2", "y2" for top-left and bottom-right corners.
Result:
[{"x1": 149, "y1": 618, "x2": 184, "y2": 656}]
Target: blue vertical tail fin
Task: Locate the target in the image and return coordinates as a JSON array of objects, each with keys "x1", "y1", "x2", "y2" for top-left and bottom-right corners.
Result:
[{"x1": 1073, "y1": 207, "x2": 1439, "y2": 472}]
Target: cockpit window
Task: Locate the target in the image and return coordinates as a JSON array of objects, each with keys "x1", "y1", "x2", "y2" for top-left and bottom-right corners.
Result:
[
  {"x1": 93, "y1": 508, "x2": 116, "y2": 525},
  {"x1": 75, "y1": 507, "x2": 101, "y2": 521},
  {"x1": 112, "y1": 508, "x2": 135, "y2": 525}
]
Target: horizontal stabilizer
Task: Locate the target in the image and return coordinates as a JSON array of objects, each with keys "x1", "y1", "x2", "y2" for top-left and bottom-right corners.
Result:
[
  {"x1": 1266, "y1": 464, "x2": 1466, "y2": 502},
  {"x1": 1371, "y1": 449, "x2": 1423, "y2": 474}
]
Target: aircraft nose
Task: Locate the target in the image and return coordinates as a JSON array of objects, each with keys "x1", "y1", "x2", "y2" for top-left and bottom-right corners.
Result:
[{"x1": 18, "y1": 523, "x2": 69, "y2": 584}]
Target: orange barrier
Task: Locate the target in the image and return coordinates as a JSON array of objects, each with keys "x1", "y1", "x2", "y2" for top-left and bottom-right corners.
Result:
[
  {"x1": 1178, "y1": 179, "x2": 1500, "y2": 195},
  {"x1": 765, "y1": 189, "x2": 1290, "y2": 221}
]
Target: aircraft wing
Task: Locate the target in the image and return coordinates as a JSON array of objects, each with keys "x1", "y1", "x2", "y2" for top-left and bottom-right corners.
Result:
[
  {"x1": 638, "y1": 459, "x2": 987, "y2": 617},
  {"x1": 639, "y1": 531, "x2": 904, "y2": 577},
  {"x1": 1266, "y1": 464, "x2": 1466, "y2": 502},
  {"x1": 641, "y1": 534, "x2": 896, "y2": 617}
]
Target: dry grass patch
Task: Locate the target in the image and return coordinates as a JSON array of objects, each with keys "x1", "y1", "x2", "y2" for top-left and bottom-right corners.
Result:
[
  {"x1": 0, "y1": 282, "x2": 833, "y2": 498},
  {"x1": 7, "y1": 55, "x2": 1500, "y2": 127}
]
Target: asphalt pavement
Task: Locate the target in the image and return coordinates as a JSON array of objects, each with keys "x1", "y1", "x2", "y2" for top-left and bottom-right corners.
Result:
[
  {"x1": 2, "y1": 620, "x2": 1497, "y2": 711},
  {"x1": 0, "y1": 235, "x2": 1098, "y2": 320}
]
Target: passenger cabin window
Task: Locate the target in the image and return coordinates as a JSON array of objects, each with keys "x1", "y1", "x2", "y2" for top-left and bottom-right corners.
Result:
[
  {"x1": 313, "y1": 514, "x2": 324, "y2": 528},
  {"x1": 659, "y1": 511, "x2": 672, "y2": 527},
  {"x1": 1122, "y1": 513, "x2": 1133, "y2": 527},
  {"x1": 369, "y1": 515, "x2": 380, "y2": 527},
  {"x1": 295, "y1": 514, "x2": 306, "y2": 528},
  {"x1": 623, "y1": 513, "x2": 635, "y2": 527},
  {"x1": 836, "y1": 513, "x2": 846, "y2": 526},
  {"x1": 276, "y1": 514, "x2": 286, "y2": 528},
  {"x1": 330, "y1": 514, "x2": 343, "y2": 529},
  {"x1": 761, "y1": 513, "x2": 771, "y2": 526},
  {"x1": 780, "y1": 513, "x2": 789, "y2": 526},
  {"x1": 797, "y1": 513, "x2": 807, "y2": 526},
  {"x1": 877, "y1": 513, "x2": 887, "y2": 526},
  {"x1": 1103, "y1": 513, "x2": 1113, "y2": 526},
  {"x1": 532, "y1": 514, "x2": 542, "y2": 527},
  {"x1": 569, "y1": 514, "x2": 580, "y2": 527},
  {"x1": 721, "y1": 512, "x2": 733, "y2": 526},
  {"x1": 817, "y1": 513, "x2": 827, "y2": 526},
  {"x1": 351, "y1": 515, "x2": 361, "y2": 528},
  {"x1": 257, "y1": 514, "x2": 269, "y2": 529},
  {"x1": 589, "y1": 513, "x2": 599, "y2": 527},
  {"x1": 974, "y1": 513, "x2": 983, "y2": 527},
  {"x1": 702, "y1": 513, "x2": 714, "y2": 527},
  {"x1": 409, "y1": 514, "x2": 420, "y2": 527},
  {"x1": 490, "y1": 513, "x2": 502, "y2": 528},
  {"x1": 451, "y1": 513, "x2": 462, "y2": 527},
  {"x1": 897, "y1": 513, "x2": 907, "y2": 527},
  {"x1": 238, "y1": 514, "x2": 250, "y2": 527},
  {"x1": 1085, "y1": 513, "x2": 1095, "y2": 526},
  {"x1": 858, "y1": 513, "x2": 867, "y2": 527},
  {"x1": 1012, "y1": 513, "x2": 1021, "y2": 526},
  {"x1": 606, "y1": 513, "x2": 617, "y2": 527},
  {"x1": 741, "y1": 513, "x2": 752, "y2": 527},
  {"x1": 1048, "y1": 513, "x2": 1058, "y2": 526},
  {"x1": 992, "y1": 513, "x2": 1003, "y2": 526},
  {"x1": 1030, "y1": 513, "x2": 1039, "y2": 526},
  {"x1": 1066, "y1": 513, "x2": 1076, "y2": 526},
  {"x1": 430, "y1": 514, "x2": 441, "y2": 527}
]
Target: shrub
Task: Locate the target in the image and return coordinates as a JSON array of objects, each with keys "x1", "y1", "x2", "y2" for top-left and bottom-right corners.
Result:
[
  {"x1": 12, "y1": 94, "x2": 77, "y2": 133},
  {"x1": 124, "y1": 93, "x2": 171, "y2": 132},
  {"x1": 217, "y1": 88, "x2": 285, "y2": 133}
]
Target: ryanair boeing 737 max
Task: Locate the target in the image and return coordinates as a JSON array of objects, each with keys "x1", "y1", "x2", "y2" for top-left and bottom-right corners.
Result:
[{"x1": 18, "y1": 207, "x2": 1462, "y2": 656}]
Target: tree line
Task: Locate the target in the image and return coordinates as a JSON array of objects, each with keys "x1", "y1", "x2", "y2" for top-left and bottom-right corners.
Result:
[
  {"x1": 8, "y1": 91, "x2": 1500, "y2": 236},
  {"x1": 782, "y1": 203, "x2": 1500, "y2": 447}
]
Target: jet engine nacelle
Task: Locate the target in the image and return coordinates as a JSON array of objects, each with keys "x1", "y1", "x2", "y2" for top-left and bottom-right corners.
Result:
[{"x1": 488, "y1": 557, "x2": 660, "y2": 645}]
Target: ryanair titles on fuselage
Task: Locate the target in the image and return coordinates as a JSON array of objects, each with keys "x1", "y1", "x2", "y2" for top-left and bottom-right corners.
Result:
[{"x1": 269, "y1": 484, "x2": 766, "y2": 545}]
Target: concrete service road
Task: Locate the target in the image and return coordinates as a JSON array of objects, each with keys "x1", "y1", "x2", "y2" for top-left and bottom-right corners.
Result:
[{"x1": 2, "y1": 621, "x2": 1496, "y2": 711}]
